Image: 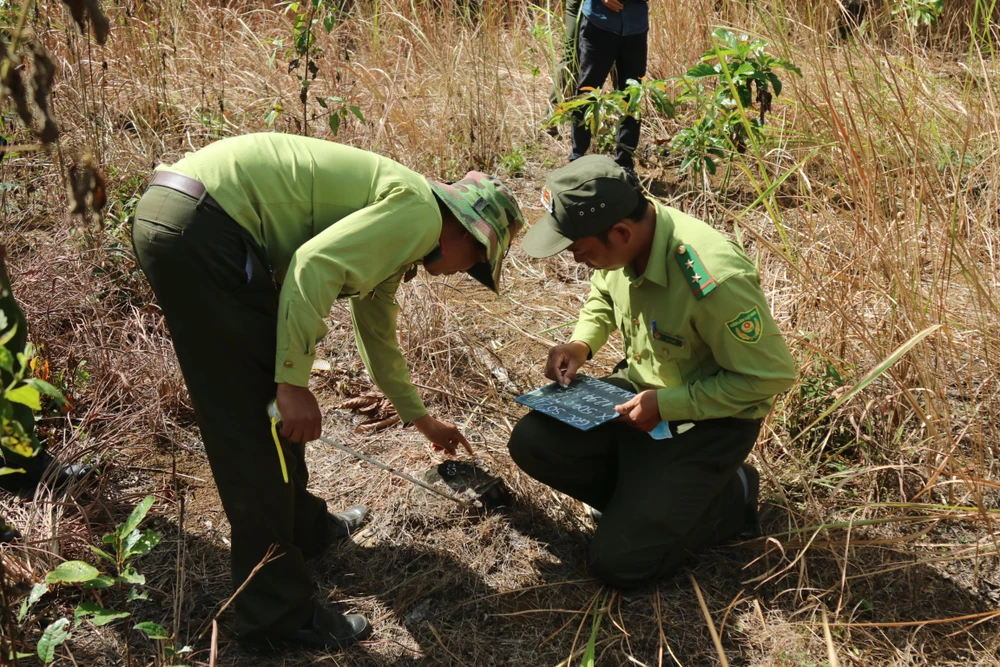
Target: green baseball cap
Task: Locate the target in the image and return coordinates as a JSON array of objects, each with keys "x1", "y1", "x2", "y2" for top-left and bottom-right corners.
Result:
[
  {"x1": 428, "y1": 171, "x2": 525, "y2": 292},
  {"x1": 522, "y1": 156, "x2": 641, "y2": 258}
]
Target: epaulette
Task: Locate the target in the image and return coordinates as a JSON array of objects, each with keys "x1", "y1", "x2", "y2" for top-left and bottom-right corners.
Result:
[{"x1": 674, "y1": 244, "x2": 716, "y2": 300}]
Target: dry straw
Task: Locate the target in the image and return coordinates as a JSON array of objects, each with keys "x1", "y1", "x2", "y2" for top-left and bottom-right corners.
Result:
[{"x1": 2, "y1": 0, "x2": 1000, "y2": 665}]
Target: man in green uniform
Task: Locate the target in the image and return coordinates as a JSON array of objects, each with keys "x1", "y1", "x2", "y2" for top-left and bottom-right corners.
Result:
[
  {"x1": 131, "y1": 133, "x2": 524, "y2": 649},
  {"x1": 508, "y1": 156, "x2": 796, "y2": 588}
]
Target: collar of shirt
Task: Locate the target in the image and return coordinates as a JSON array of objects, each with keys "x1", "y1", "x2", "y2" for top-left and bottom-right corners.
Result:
[{"x1": 624, "y1": 202, "x2": 673, "y2": 288}]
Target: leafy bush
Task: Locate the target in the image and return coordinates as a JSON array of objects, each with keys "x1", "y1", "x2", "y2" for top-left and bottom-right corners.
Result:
[{"x1": 673, "y1": 29, "x2": 801, "y2": 181}]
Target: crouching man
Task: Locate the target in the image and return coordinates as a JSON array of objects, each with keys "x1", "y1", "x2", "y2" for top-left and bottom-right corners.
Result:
[{"x1": 509, "y1": 156, "x2": 797, "y2": 588}]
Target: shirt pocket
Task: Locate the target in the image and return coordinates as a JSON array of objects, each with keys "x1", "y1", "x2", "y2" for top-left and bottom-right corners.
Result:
[{"x1": 650, "y1": 333, "x2": 691, "y2": 386}]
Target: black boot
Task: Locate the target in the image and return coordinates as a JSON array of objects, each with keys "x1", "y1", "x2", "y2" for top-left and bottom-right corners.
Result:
[{"x1": 253, "y1": 604, "x2": 372, "y2": 651}]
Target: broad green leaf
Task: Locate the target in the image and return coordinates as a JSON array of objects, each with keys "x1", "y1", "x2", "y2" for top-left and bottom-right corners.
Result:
[
  {"x1": 84, "y1": 574, "x2": 116, "y2": 589},
  {"x1": 0, "y1": 346, "x2": 13, "y2": 373},
  {"x1": 349, "y1": 105, "x2": 364, "y2": 122},
  {"x1": 117, "y1": 566, "x2": 146, "y2": 585},
  {"x1": 767, "y1": 72, "x2": 782, "y2": 97},
  {"x1": 0, "y1": 466, "x2": 26, "y2": 476},
  {"x1": 25, "y1": 379, "x2": 66, "y2": 406},
  {"x1": 686, "y1": 63, "x2": 718, "y2": 79},
  {"x1": 329, "y1": 113, "x2": 340, "y2": 136},
  {"x1": 126, "y1": 529, "x2": 161, "y2": 558},
  {"x1": 4, "y1": 385, "x2": 41, "y2": 410},
  {"x1": 46, "y1": 561, "x2": 100, "y2": 584},
  {"x1": 118, "y1": 496, "x2": 154, "y2": 542},
  {"x1": 37, "y1": 618, "x2": 70, "y2": 663},
  {"x1": 793, "y1": 325, "x2": 944, "y2": 441},
  {"x1": 127, "y1": 587, "x2": 149, "y2": 602},
  {"x1": 17, "y1": 582, "x2": 48, "y2": 622},
  {"x1": 0, "y1": 321, "x2": 15, "y2": 348},
  {"x1": 0, "y1": 309, "x2": 7, "y2": 331},
  {"x1": 74, "y1": 602, "x2": 130, "y2": 627},
  {"x1": 134, "y1": 621, "x2": 170, "y2": 639},
  {"x1": 90, "y1": 545, "x2": 116, "y2": 564}
]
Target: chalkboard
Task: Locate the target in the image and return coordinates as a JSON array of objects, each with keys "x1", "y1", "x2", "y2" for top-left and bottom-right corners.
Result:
[{"x1": 515, "y1": 374, "x2": 636, "y2": 431}]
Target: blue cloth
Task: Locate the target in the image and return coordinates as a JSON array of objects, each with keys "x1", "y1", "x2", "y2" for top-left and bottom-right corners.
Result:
[{"x1": 582, "y1": 0, "x2": 649, "y2": 36}]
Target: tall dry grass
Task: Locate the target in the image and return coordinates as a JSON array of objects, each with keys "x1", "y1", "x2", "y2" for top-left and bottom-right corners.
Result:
[{"x1": 2, "y1": 0, "x2": 1000, "y2": 665}]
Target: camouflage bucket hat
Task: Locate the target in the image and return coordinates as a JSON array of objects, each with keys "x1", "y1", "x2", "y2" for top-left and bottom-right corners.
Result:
[{"x1": 428, "y1": 172, "x2": 525, "y2": 293}]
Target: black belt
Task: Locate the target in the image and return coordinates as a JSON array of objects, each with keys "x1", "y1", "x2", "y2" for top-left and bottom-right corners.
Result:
[{"x1": 148, "y1": 171, "x2": 229, "y2": 217}]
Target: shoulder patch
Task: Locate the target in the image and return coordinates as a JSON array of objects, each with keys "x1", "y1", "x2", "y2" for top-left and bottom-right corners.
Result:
[
  {"x1": 726, "y1": 307, "x2": 763, "y2": 344},
  {"x1": 674, "y1": 244, "x2": 717, "y2": 300}
]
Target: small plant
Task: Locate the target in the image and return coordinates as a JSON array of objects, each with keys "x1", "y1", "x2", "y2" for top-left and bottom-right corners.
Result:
[
  {"x1": 498, "y1": 146, "x2": 527, "y2": 177},
  {"x1": 12, "y1": 496, "x2": 189, "y2": 665},
  {"x1": 547, "y1": 77, "x2": 675, "y2": 155},
  {"x1": 671, "y1": 29, "x2": 800, "y2": 183},
  {"x1": 893, "y1": 0, "x2": 944, "y2": 27},
  {"x1": 274, "y1": 0, "x2": 363, "y2": 135}
]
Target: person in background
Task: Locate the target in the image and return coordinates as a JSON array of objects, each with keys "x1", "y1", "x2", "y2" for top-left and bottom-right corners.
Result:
[{"x1": 569, "y1": 0, "x2": 649, "y2": 171}]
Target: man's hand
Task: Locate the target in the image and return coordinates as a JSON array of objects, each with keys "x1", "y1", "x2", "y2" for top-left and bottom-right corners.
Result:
[
  {"x1": 601, "y1": 0, "x2": 624, "y2": 11},
  {"x1": 545, "y1": 340, "x2": 591, "y2": 387},
  {"x1": 276, "y1": 382, "x2": 322, "y2": 443},
  {"x1": 413, "y1": 414, "x2": 473, "y2": 456},
  {"x1": 615, "y1": 390, "x2": 662, "y2": 432}
]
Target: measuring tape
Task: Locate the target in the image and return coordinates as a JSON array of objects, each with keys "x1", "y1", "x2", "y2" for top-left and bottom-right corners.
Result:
[{"x1": 266, "y1": 400, "x2": 290, "y2": 484}]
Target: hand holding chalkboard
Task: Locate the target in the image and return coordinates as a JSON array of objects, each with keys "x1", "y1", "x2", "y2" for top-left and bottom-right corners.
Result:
[{"x1": 515, "y1": 375, "x2": 640, "y2": 431}]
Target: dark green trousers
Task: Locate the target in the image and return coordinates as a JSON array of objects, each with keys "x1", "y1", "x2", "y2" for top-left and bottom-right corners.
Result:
[
  {"x1": 0, "y1": 254, "x2": 43, "y2": 488},
  {"x1": 508, "y1": 378, "x2": 760, "y2": 588},
  {"x1": 549, "y1": 0, "x2": 584, "y2": 107},
  {"x1": 132, "y1": 186, "x2": 332, "y2": 637}
]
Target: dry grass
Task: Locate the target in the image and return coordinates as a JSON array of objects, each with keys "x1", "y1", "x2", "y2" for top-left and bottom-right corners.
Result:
[{"x1": 3, "y1": 0, "x2": 1000, "y2": 665}]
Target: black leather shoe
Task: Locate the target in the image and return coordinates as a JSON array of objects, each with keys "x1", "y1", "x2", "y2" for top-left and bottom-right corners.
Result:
[
  {"x1": 586, "y1": 505, "x2": 603, "y2": 525},
  {"x1": 302, "y1": 506, "x2": 369, "y2": 560},
  {"x1": 739, "y1": 463, "x2": 761, "y2": 539},
  {"x1": 282, "y1": 606, "x2": 371, "y2": 651},
  {"x1": 329, "y1": 505, "x2": 368, "y2": 539}
]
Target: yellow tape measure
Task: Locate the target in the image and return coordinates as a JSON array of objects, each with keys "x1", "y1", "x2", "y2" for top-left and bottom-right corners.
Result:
[{"x1": 266, "y1": 400, "x2": 290, "y2": 484}]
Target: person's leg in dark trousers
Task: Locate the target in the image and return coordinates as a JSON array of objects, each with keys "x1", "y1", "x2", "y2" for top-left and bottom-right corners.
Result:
[
  {"x1": 609, "y1": 30, "x2": 648, "y2": 170},
  {"x1": 132, "y1": 186, "x2": 326, "y2": 637},
  {"x1": 508, "y1": 410, "x2": 620, "y2": 511},
  {"x1": 570, "y1": 18, "x2": 622, "y2": 162},
  {"x1": 549, "y1": 0, "x2": 584, "y2": 108},
  {"x1": 588, "y1": 417, "x2": 761, "y2": 588}
]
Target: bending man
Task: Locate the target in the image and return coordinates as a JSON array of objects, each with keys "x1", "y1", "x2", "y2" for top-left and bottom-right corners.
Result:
[{"x1": 131, "y1": 133, "x2": 524, "y2": 649}]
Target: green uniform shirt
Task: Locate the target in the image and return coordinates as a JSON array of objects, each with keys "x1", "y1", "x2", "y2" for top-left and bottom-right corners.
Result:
[
  {"x1": 163, "y1": 133, "x2": 442, "y2": 422},
  {"x1": 571, "y1": 202, "x2": 797, "y2": 421}
]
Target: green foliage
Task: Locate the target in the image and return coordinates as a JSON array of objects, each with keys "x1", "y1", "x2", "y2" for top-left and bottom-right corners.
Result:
[
  {"x1": 1, "y1": 303, "x2": 64, "y2": 466},
  {"x1": 548, "y1": 77, "x2": 675, "y2": 156},
  {"x1": 36, "y1": 618, "x2": 70, "y2": 664},
  {"x1": 271, "y1": 0, "x2": 362, "y2": 135},
  {"x1": 498, "y1": 146, "x2": 527, "y2": 177},
  {"x1": 317, "y1": 95, "x2": 364, "y2": 136},
  {"x1": 12, "y1": 496, "x2": 177, "y2": 661},
  {"x1": 674, "y1": 29, "x2": 801, "y2": 181},
  {"x1": 893, "y1": 0, "x2": 945, "y2": 27}
]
